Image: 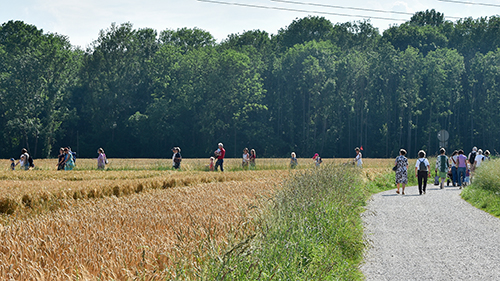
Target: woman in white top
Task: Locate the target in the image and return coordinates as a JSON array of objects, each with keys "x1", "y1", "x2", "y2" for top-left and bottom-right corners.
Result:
[
  {"x1": 242, "y1": 148, "x2": 250, "y2": 168},
  {"x1": 354, "y1": 147, "x2": 363, "y2": 167},
  {"x1": 415, "y1": 150, "x2": 430, "y2": 195},
  {"x1": 474, "y1": 149, "x2": 485, "y2": 169}
]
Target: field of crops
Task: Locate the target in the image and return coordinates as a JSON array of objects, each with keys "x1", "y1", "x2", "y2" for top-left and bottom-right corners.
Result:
[{"x1": 0, "y1": 158, "x2": 395, "y2": 279}]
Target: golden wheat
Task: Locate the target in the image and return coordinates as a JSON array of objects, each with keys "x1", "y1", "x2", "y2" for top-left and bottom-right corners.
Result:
[{"x1": 0, "y1": 178, "x2": 278, "y2": 280}]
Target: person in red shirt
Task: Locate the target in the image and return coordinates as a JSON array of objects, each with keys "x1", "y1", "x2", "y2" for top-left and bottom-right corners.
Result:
[{"x1": 214, "y1": 142, "x2": 226, "y2": 171}]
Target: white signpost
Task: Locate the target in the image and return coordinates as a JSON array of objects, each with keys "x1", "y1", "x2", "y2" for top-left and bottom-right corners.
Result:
[{"x1": 437, "y1": 130, "x2": 449, "y2": 148}]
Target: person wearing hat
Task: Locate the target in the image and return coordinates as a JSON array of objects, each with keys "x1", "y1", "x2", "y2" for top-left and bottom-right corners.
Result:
[
  {"x1": 354, "y1": 147, "x2": 363, "y2": 168},
  {"x1": 10, "y1": 158, "x2": 16, "y2": 170},
  {"x1": 313, "y1": 153, "x2": 322, "y2": 167},
  {"x1": 172, "y1": 147, "x2": 182, "y2": 169},
  {"x1": 214, "y1": 143, "x2": 225, "y2": 171}
]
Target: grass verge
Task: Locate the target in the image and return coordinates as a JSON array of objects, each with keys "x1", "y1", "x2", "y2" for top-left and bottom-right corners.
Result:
[
  {"x1": 461, "y1": 159, "x2": 500, "y2": 217},
  {"x1": 202, "y1": 164, "x2": 400, "y2": 280}
]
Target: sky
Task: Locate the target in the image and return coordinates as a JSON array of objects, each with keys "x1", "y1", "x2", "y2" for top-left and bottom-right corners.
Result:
[{"x1": 1, "y1": 0, "x2": 500, "y2": 48}]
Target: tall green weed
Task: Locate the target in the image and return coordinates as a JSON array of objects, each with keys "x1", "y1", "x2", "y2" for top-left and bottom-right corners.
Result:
[
  {"x1": 462, "y1": 159, "x2": 500, "y2": 217},
  {"x1": 203, "y1": 164, "x2": 367, "y2": 280}
]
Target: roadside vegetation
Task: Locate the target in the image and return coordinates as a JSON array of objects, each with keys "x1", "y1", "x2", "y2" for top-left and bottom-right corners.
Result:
[{"x1": 461, "y1": 159, "x2": 500, "y2": 217}]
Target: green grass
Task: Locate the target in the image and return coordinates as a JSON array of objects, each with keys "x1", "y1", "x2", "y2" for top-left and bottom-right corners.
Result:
[
  {"x1": 461, "y1": 159, "x2": 500, "y2": 217},
  {"x1": 201, "y1": 164, "x2": 400, "y2": 280}
]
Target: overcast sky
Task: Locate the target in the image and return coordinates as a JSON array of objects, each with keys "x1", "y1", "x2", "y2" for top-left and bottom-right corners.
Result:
[{"x1": 1, "y1": 0, "x2": 500, "y2": 48}]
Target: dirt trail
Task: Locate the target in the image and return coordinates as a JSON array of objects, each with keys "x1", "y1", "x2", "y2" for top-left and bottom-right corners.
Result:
[{"x1": 361, "y1": 185, "x2": 500, "y2": 280}]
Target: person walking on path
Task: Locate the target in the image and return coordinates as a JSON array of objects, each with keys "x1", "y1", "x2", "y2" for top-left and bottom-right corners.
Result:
[
  {"x1": 395, "y1": 149, "x2": 409, "y2": 195},
  {"x1": 468, "y1": 146, "x2": 478, "y2": 172},
  {"x1": 457, "y1": 149, "x2": 467, "y2": 188},
  {"x1": 450, "y1": 150, "x2": 459, "y2": 186},
  {"x1": 473, "y1": 149, "x2": 485, "y2": 170},
  {"x1": 214, "y1": 143, "x2": 225, "y2": 172},
  {"x1": 415, "y1": 150, "x2": 430, "y2": 195},
  {"x1": 435, "y1": 148, "x2": 450, "y2": 189}
]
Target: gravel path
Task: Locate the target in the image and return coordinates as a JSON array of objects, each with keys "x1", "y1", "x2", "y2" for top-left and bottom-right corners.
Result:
[{"x1": 361, "y1": 184, "x2": 500, "y2": 280}]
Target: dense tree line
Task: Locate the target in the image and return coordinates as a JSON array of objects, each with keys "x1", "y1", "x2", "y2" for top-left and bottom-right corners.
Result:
[{"x1": 2, "y1": 10, "x2": 500, "y2": 159}]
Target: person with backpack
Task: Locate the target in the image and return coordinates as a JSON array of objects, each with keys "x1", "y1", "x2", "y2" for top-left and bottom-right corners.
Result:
[
  {"x1": 415, "y1": 150, "x2": 430, "y2": 195},
  {"x1": 172, "y1": 147, "x2": 182, "y2": 169},
  {"x1": 468, "y1": 147, "x2": 478, "y2": 172},
  {"x1": 313, "y1": 153, "x2": 322, "y2": 167},
  {"x1": 435, "y1": 148, "x2": 450, "y2": 189},
  {"x1": 16, "y1": 148, "x2": 31, "y2": 170},
  {"x1": 457, "y1": 150, "x2": 468, "y2": 188}
]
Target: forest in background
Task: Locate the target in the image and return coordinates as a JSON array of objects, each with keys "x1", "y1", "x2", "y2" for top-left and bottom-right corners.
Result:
[{"x1": 1, "y1": 9, "x2": 500, "y2": 159}]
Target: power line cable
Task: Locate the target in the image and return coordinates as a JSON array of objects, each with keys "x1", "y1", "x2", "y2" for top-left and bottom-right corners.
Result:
[
  {"x1": 272, "y1": 0, "x2": 462, "y2": 19},
  {"x1": 438, "y1": 0, "x2": 500, "y2": 8},
  {"x1": 197, "y1": 0, "x2": 408, "y2": 21}
]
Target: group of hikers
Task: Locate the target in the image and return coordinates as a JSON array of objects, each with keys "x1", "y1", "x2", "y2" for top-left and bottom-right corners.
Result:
[
  {"x1": 290, "y1": 147, "x2": 364, "y2": 169},
  {"x1": 172, "y1": 143, "x2": 255, "y2": 172},
  {"x1": 10, "y1": 147, "x2": 108, "y2": 170},
  {"x1": 394, "y1": 147, "x2": 491, "y2": 195}
]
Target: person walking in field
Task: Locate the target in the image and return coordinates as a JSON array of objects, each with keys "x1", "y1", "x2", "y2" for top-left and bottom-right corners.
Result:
[
  {"x1": 97, "y1": 148, "x2": 107, "y2": 170},
  {"x1": 484, "y1": 150, "x2": 491, "y2": 161},
  {"x1": 209, "y1": 157, "x2": 215, "y2": 171},
  {"x1": 435, "y1": 148, "x2": 450, "y2": 189},
  {"x1": 313, "y1": 153, "x2": 322, "y2": 167},
  {"x1": 64, "y1": 147, "x2": 75, "y2": 171},
  {"x1": 15, "y1": 148, "x2": 30, "y2": 171},
  {"x1": 395, "y1": 149, "x2": 409, "y2": 195},
  {"x1": 354, "y1": 147, "x2": 363, "y2": 167},
  {"x1": 415, "y1": 150, "x2": 430, "y2": 195},
  {"x1": 249, "y1": 149, "x2": 256, "y2": 169},
  {"x1": 242, "y1": 148, "x2": 250, "y2": 169},
  {"x1": 56, "y1": 147, "x2": 66, "y2": 170},
  {"x1": 290, "y1": 152, "x2": 298, "y2": 168},
  {"x1": 214, "y1": 143, "x2": 225, "y2": 172},
  {"x1": 172, "y1": 147, "x2": 182, "y2": 169},
  {"x1": 10, "y1": 158, "x2": 16, "y2": 170}
]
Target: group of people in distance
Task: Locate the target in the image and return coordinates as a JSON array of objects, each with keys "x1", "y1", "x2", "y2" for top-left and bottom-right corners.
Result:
[
  {"x1": 9, "y1": 147, "x2": 109, "y2": 171},
  {"x1": 10, "y1": 148, "x2": 34, "y2": 170},
  {"x1": 289, "y1": 147, "x2": 363, "y2": 169},
  {"x1": 394, "y1": 146, "x2": 490, "y2": 195},
  {"x1": 56, "y1": 147, "x2": 77, "y2": 170}
]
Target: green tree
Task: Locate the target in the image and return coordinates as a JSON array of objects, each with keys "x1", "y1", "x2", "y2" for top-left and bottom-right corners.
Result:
[{"x1": 0, "y1": 21, "x2": 80, "y2": 158}]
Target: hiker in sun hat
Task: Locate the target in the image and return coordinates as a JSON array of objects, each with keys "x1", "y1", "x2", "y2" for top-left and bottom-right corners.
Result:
[{"x1": 354, "y1": 147, "x2": 363, "y2": 167}]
